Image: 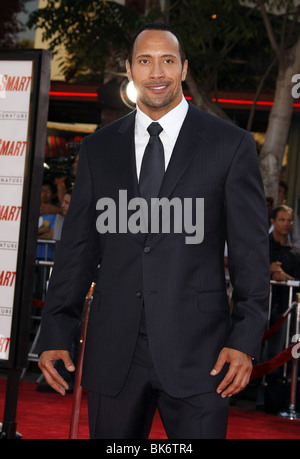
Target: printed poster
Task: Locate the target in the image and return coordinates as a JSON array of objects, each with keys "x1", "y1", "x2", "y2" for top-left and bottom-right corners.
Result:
[{"x1": 0, "y1": 60, "x2": 33, "y2": 360}]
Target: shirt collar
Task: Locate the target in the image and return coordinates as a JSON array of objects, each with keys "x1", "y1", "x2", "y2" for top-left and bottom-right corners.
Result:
[{"x1": 135, "y1": 96, "x2": 188, "y2": 141}]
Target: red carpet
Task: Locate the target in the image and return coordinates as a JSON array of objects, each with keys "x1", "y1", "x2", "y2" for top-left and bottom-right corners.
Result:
[{"x1": 1, "y1": 378, "x2": 300, "y2": 439}]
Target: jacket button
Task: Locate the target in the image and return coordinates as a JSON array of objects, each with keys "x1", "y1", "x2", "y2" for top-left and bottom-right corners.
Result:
[
  {"x1": 136, "y1": 291, "x2": 142, "y2": 298},
  {"x1": 144, "y1": 246, "x2": 151, "y2": 253}
]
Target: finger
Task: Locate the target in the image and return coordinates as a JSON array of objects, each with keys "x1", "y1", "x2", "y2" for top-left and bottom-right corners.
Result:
[
  {"x1": 219, "y1": 374, "x2": 245, "y2": 398},
  {"x1": 42, "y1": 366, "x2": 68, "y2": 396},
  {"x1": 218, "y1": 365, "x2": 252, "y2": 398},
  {"x1": 216, "y1": 366, "x2": 237, "y2": 395},
  {"x1": 39, "y1": 355, "x2": 73, "y2": 395},
  {"x1": 61, "y1": 354, "x2": 75, "y2": 373},
  {"x1": 221, "y1": 371, "x2": 251, "y2": 398},
  {"x1": 210, "y1": 353, "x2": 227, "y2": 376},
  {"x1": 40, "y1": 351, "x2": 75, "y2": 374},
  {"x1": 38, "y1": 359, "x2": 68, "y2": 395},
  {"x1": 216, "y1": 358, "x2": 246, "y2": 394}
]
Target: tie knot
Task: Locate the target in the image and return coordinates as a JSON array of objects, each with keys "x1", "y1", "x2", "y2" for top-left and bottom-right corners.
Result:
[{"x1": 147, "y1": 122, "x2": 163, "y2": 137}]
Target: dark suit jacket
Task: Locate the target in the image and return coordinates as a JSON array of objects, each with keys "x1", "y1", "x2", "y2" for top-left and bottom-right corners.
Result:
[{"x1": 39, "y1": 102, "x2": 270, "y2": 398}]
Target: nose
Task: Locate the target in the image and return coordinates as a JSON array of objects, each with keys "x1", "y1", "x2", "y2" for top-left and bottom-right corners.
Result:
[{"x1": 149, "y1": 60, "x2": 164, "y2": 79}]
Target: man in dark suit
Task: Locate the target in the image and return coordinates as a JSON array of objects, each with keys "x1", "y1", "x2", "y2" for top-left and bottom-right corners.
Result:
[{"x1": 38, "y1": 23, "x2": 270, "y2": 439}]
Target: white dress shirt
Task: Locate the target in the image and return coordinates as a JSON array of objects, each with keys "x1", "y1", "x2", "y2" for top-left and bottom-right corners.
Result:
[{"x1": 134, "y1": 96, "x2": 189, "y2": 179}]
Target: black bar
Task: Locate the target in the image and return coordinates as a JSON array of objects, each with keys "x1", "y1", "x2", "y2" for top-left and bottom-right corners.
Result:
[{"x1": 0, "y1": 368, "x2": 22, "y2": 439}]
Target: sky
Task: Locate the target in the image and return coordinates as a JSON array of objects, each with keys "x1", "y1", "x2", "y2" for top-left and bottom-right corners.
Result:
[{"x1": 17, "y1": 0, "x2": 39, "y2": 41}]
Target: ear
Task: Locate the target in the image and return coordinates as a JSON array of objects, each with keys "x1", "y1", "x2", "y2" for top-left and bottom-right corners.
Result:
[
  {"x1": 126, "y1": 60, "x2": 132, "y2": 81},
  {"x1": 181, "y1": 60, "x2": 188, "y2": 82}
]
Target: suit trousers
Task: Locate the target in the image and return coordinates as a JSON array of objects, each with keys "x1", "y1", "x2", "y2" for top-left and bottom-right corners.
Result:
[{"x1": 87, "y1": 309, "x2": 229, "y2": 439}]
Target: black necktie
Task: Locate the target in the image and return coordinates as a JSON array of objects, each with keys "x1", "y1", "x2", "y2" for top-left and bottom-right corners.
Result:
[{"x1": 139, "y1": 122, "x2": 165, "y2": 202}]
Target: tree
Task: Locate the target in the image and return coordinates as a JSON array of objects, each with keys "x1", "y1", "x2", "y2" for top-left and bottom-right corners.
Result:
[
  {"x1": 27, "y1": 0, "x2": 300, "y2": 202},
  {"x1": 27, "y1": 0, "x2": 260, "y2": 114},
  {"x1": 0, "y1": 0, "x2": 24, "y2": 48},
  {"x1": 169, "y1": 0, "x2": 261, "y2": 120},
  {"x1": 27, "y1": 0, "x2": 141, "y2": 81},
  {"x1": 253, "y1": 0, "x2": 300, "y2": 203}
]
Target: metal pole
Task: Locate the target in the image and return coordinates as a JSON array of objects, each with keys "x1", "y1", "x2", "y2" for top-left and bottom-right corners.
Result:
[
  {"x1": 283, "y1": 286, "x2": 293, "y2": 378},
  {"x1": 69, "y1": 282, "x2": 95, "y2": 439},
  {"x1": 279, "y1": 292, "x2": 300, "y2": 420},
  {"x1": 0, "y1": 368, "x2": 22, "y2": 439},
  {"x1": 262, "y1": 284, "x2": 273, "y2": 387},
  {"x1": 287, "y1": 292, "x2": 300, "y2": 419}
]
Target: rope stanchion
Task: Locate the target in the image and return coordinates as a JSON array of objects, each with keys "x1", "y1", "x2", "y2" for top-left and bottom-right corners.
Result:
[
  {"x1": 250, "y1": 344, "x2": 295, "y2": 381},
  {"x1": 278, "y1": 292, "x2": 300, "y2": 420},
  {"x1": 251, "y1": 290, "x2": 300, "y2": 420},
  {"x1": 252, "y1": 295, "x2": 298, "y2": 380},
  {"x1": 69, "y1": 282, "x2": 96, "y2": 440},
  {"x1": 262, "y1": 302, "x2": 296, "y2": 343}
]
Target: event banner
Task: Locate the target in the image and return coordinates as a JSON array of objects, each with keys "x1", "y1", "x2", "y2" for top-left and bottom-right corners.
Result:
[
  {"x1": 0, "y1": 60, "x2": 32, "y2": 360},
  {"x1": 0, "y1": 51, "x2": 51, "y2": 366}
]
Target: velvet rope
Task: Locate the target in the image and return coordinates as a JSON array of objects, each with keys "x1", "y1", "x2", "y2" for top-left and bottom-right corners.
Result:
[
  {"x1": 32, "y1": 298, "x2": 44, "y2": 309},
  {"x1": 250, "y1": 344, "x2": 295, "y2": 381},
  {"x1": 262, "y1": 302, "x2": 296, "y2": 343},
  {"x1": 262, "y1": 316, "x2": 287, "y2": 343}
]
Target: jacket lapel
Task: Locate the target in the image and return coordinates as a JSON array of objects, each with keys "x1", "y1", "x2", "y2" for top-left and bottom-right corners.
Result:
[
  {"x1": 116, "y1": 110, "x2": 148, "y2": 244},
  {"x1": 158, "y1": 102, "x2": 204, "y2": 200},
  {"x1": 116, "y1": 110, "x2": 139, "y2": 202}
]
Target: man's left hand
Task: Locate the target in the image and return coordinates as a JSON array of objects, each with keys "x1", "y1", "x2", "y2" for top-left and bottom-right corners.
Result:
[{"x1": 210, "y1": 347, "x2": 253, "y2": 398}]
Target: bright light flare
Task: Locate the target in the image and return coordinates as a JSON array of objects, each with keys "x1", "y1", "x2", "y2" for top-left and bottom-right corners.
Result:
[{"x1": 126, "y1": 80, "x2": 137, "y2": 104}]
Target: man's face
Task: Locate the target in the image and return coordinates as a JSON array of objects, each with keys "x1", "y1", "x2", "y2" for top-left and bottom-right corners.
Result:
[
  {"x1": 272, "y1": 210, "x2": 293, "y2": 237},
  {"x1": 41, "y1": 185, "x2": 53, "y2": 204},
  {"x1": 126, "y1": 29, "x2": 188, "y2": 119},
  {"x1": 61, "y1": 193, "x2": 71, "y2": 216}
]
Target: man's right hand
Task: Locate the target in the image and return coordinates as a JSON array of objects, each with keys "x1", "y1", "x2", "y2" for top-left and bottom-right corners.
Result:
[{"x1": 38, "y1": 350, "x2": 75, "y2": 396}]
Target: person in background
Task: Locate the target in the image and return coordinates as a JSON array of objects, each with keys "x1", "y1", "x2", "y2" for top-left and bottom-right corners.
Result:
[
  {"x1": 273, "y1": 181, "x2": 300, "y2": 252},
  {"x1": 37, "y1": 179, "x2": 58, "y2": 260},
  {"x1": 53, "y1": 154, "x2": 78, "y2": 206},
  {"x1": 269, "y1": 205, "x2": 300, "y2": 289},
  {"x1": 266, "y1": 205, "x2": 300, "y2": 412},
  {"x1": 278, "y1": 181, "x2": 288, "y2": 206},
  {"x1": 53, "y1": 188, "x2": 73, "y2": 242},
  {"x1": 34, "y1": 179, "x2": 58, "y2": 301}
]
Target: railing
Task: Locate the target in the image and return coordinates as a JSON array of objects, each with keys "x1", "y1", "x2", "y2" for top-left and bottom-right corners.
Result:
[
  {"x1": 251, "y1": 280, "x2": 300, "y2": 420},
  {"x1": 21, "y1": 241, "x2": 55, "y2": 377}
]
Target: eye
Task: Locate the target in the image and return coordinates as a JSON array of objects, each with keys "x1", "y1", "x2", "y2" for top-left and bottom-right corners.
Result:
[{"x1": 139, "y1": 59, "x2": 149, "y2": 64}]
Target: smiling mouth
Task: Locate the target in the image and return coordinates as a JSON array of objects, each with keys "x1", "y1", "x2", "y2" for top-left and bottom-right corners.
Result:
[{"x1": 147, "y1": 84, "x2": 169, "y2": 92}]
